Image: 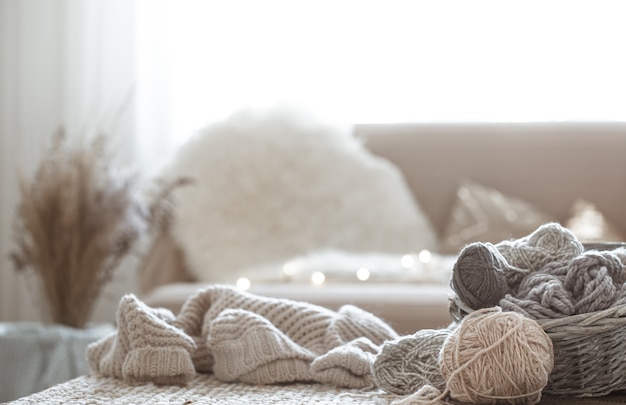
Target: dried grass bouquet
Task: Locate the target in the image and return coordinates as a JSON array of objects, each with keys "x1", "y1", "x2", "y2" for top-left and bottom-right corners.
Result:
[{"x1": 11, "y1": 130, "x2": 144, "y2": 328}]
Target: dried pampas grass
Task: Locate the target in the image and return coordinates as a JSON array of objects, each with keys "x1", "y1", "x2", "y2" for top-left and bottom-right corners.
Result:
[
  {"x1": 11, "y1": 129, "x2": 144, "y2": 328},
  {"x1": 145, "y1": 176, "x2": 193, "y2": 234}
]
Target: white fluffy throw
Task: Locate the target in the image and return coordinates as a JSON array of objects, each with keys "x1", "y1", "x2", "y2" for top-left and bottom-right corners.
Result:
[{"x1": 162, "y1": 107, "x2": 437, "y2": 282}]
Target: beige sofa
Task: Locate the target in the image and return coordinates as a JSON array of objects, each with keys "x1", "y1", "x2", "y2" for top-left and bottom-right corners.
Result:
[
  {"x1": 358, "y1": 122, "x2": 626, "y2": 237},
  {"x1": 140, "y1": 122, "x2": 626, "y2": 334}
]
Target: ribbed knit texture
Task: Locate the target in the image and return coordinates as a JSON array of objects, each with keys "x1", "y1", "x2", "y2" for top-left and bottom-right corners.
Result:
[
  {"x1": 87, "y1": 285, "x2": 398, "y2": 388},
  {"x1": 86, "y1": 295, "x2": 197, "y2": 385}
]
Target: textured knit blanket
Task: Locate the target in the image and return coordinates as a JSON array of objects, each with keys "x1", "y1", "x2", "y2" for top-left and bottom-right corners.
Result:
[{"x1": 87, "y1": 285, "x2": 399, "y2": 388}]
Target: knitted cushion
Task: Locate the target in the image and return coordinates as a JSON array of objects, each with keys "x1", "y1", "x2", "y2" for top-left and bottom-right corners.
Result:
[
  {"x1": 566, "y1": 199, "x2": 625, "y2": 243},
  {"x1": 161, "y1": 107, "x2": 437, "y2": 282},
  {"x1": 440, "y1": 179, "x2": 553, "y2": 255}
]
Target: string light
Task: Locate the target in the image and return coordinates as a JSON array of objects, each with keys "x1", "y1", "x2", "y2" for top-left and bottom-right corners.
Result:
[
  {"x1": 236, "y1": 277, "x2": 251, "y2": 291},
  {"x1": 356, "y1": 267, "x2": 370, "y2": 281},
  {"x1": 238, "y1": 250, "x2": 445, "y2": 287},
  {"x1": 282, "y1": 262, "x2": 297, "y2": 276},
  {"x1": 418, "y1": 249, "x2": 432, "y2": 263},
  {"x1": 311, "y1": 271, "x2": 326, "y2": 285},
  {"x1": 400, "y1": 254, "x2": 415, "y2": 269}
]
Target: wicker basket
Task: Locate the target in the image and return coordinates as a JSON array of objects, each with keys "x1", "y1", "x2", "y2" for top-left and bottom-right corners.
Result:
[
  {"x1": 448, "y1": 296, "x2": 626, "y2": 397},
  {"x1": 448, "y1": 242, "x2": 626, "y2": 397},
  {"x1": 536, "y1": 303, "x2": 626, "y2": 396}
]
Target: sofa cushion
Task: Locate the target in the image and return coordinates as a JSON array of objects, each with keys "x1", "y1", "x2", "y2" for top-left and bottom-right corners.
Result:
[
  {"x1": 440, "y1": 179, "x2": 553, "y2": 254},
  {"x1": 160, "y1": 107, "x2": 438, "y2": 283},
  {"x1": 566, "y1": 199, "x2": 625, "y2": 243}
]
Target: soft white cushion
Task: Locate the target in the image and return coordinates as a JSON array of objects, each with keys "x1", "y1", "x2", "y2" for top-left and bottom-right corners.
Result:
[{"x1": 161, "y1": 107, "x2": 438, "y2": 282}]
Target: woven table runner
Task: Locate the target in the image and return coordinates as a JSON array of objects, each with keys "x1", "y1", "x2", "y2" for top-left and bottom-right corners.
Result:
[{"x1": 8, "y1": 373, "x2": 626, "y2": 404}]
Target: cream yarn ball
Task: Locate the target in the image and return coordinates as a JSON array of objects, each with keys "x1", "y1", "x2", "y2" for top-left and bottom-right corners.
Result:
[{"x1": 440, "y1": 307, "x2": 553, "y2": 405}]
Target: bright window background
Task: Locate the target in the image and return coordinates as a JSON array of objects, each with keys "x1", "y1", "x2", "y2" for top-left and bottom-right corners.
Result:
[{"x1": 137, "y1": 0, "x2": 626, "y2": 149}]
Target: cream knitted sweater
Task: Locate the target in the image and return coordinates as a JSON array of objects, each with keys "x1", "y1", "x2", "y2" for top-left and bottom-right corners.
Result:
[{"x1": 87, "y1": 285, "x2": 399, "y2": 388}]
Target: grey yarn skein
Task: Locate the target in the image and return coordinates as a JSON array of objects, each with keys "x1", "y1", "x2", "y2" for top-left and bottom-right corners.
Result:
[
  {"x1": 499, "y1": 272, "x2": 575, "y2": 319},
  {"x1": 563, "y1": 251, "x2": 623, "y2": 314},
  {"x1": 501, "y1": 250, "x2": 625, "y2": 319},
  {"x1": 610, "y1": 247, "x2": 626, "y2": 273},
  {"x1": 451, "y1": 242, "x2": 510, "y2": 310},
  {"x1": 372, "y1": 328, "x2": 451, "y2": 395}
]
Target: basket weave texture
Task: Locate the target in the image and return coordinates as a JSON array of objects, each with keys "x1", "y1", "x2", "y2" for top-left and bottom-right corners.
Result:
[
  {"x1": 449, "y1": 296, "x2": 626, "y2": 397},
  {"x1": 537, "y1": 303, "x2": 626, "y2": 396}
]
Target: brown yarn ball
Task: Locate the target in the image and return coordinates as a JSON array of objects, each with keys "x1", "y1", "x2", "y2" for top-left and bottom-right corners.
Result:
[{"x1": 440, "y1": 307, "x2": 553, "y2": 405}]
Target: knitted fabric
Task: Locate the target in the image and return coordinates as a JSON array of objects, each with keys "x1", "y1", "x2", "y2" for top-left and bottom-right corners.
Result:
[
  {"x1": 86, "y1": 295, "x2": 196, "y2": 385},
  {"x1": 87, "y1": 285, "x2": 398, "y2": 388}
]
